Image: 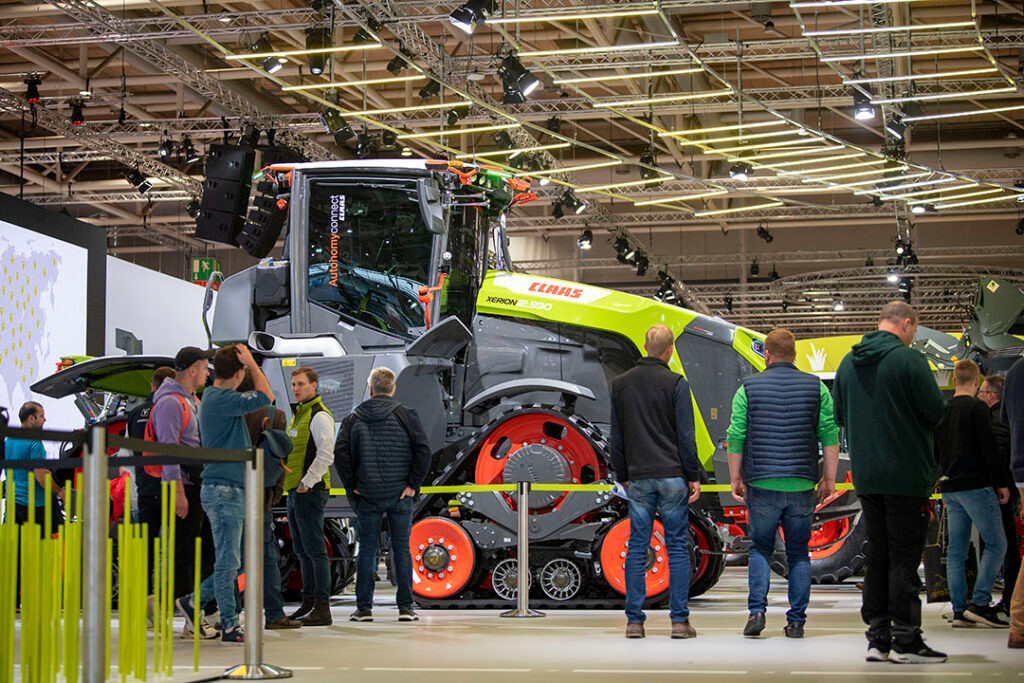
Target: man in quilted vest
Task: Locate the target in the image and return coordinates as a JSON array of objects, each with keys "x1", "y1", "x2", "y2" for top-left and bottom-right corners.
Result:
[
  {"x1": 335, "y1": 366, "x2": 432, "y2": 623},
  {"x1": 284, "y1": 366, "x2": 335, "y2": 626},
  {"x1": 726, "y1": 328, "x2": 839, "y2": 639}
]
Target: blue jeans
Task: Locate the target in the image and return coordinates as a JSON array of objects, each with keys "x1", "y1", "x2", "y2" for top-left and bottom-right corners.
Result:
[
  {"x1": 353, "y1": 495, "x2": 414, "y2": 611},
  {"x1": 945, "y1": 487, "x2": 1007, "y2": 613},
  {"x1": 746, "y1": 485, "x2": 815, "y2": 624},
  {"x1": 195, "y1": 484, "x2": 245, "y2": 630},
  {"x1": 264, "y1": 512, "x2": 285, "y2": 621},
  {"x1": 286, "y1": 489, "x2": 331, "y2": 602},
  {"x1": 624, "y1": 477, "x2": 690, "y2": 624}
]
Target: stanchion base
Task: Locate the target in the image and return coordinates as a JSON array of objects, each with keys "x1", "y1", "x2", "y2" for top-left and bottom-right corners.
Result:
[
  {"x1": 500, "y1": 608, "x2": 546, "y2": 618},
  {"x1": 223, "y1": 663, "x2": 293, "y2": 679}
]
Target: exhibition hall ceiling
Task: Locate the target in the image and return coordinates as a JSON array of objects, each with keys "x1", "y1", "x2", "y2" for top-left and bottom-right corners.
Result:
[{"x1": 0, "y1": 0, "x2": 1022, "y2": 332}]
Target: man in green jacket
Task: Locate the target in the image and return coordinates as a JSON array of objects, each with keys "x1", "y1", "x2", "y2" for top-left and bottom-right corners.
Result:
[{"x1": 833, "y1": 301, "x2": 947, "y2": 664}]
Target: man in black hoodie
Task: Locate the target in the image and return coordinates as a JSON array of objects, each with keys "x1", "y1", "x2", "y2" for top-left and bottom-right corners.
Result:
[
  {"x1": 335, "y1": 366, "x2": 431, "y2": 623},
  {"x1": 833, "y1": 301, "x2": 946, "y2": 664},
  {"x1": 936, "y1": 360, "x2": 1009, "y2": 629}
]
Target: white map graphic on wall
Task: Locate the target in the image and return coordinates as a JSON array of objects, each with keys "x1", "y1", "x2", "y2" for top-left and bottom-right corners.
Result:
[{"x1": 0, "y1": 220, "x2": 88, "y2": 451}]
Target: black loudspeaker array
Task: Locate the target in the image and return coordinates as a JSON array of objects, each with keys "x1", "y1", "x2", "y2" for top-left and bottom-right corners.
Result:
[
  {"x1": 194, "y1": 144, "x2": 256, "y2": 246},
  {"x1": 237, "y1": 179, "x2": 287, "y2": 258}
]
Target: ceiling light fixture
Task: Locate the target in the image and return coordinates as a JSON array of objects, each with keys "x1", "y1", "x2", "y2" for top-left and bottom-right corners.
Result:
[
  {"x1": 808, "y1": 166, "x2": 906, "y2": 182},
  {"x1": 181, "y1": 135, "x2": 200, "y2": 163},
  {"x1": 320, "y1": 108, "x2": 354, "y2": 143},
  {"x1": 844, "y1": 67, "x2": 998, "y2": 85},
  {"x1": 457, "y1": 143, "x2": 570, "y2": 159},
  {"x1": 734, "y1": 145, "x2": 846, "y2": 163},
  {"x1": 578, "y1": 176, "x2": 673, "y2": 193},
  {"x1": 762, "y1": 153, "x2": 866, "y2": 169},
  {"x1": 822, "y1": 46, "x2": 982, "y2": 62},
  {"x1": 520, "y1": 40, "x2": 678, "y2": 58},
  {"x1": 418, "y1": 79, "x2": 441, "y2": 100},
  {"x1": 125, "y1": 168, "x2": 151, "y2": 195},
  {"x1": 729, "y1": 162, "x2": 753, "y2": 181},
  {"x1": 716, "y1": 137, "x2": 826, "y2": 155},
  {"x1": 783, "y1": 159, "x2": 885, "y2": 176},
  {"x1": 804, "y1": 21, "x2": 974, "y2": 36},
  {"x1": 853, "y1": 88, "x2": 876, "y2": 120},
  {"x1": 832, "y1": 298, "x2": 845, "y2": 312},
  {"x1": 351, "y1": 27, "x2": 377, "y2": 45},
  {"x1": 24, "y1": 75, "x2": 40, "y2": 104},
  {"x1": 659, "y1": 120, "x2": 787, "y2": 138},
  {"x1": 227, "y1": 41, "x2": 379, "y2": 61},
  {"x1": 553, "y1": 67, "x2": 703, "y2": 85},
  {"x1": 635, "y1": 253, "x2": 650, "y2": 277},
  {"x1": 908, "y1": 187, "x2": 999, "y2": 204},
  {"x1": 488, "y1": 7, "x2": 659, "y2": 24},
  {"x1": 873, "y1": 87, "x2": 1015, "y2": 105},
  {"x1": 158, "y1": 134, "x2": 174, "y2": 160},
  {"x1": 70, "y1": 99, "x2": 84, "y2": 125},
  {"x1": 885, "y1": 116, "x2": 908, "y2": 140},
  {"x1": 672, "y1": 128, "x2": 808, "y2": 147},
  {"x1": 305, "y1": 25, "x2": 332, "y2": 75},
  {"x1": 577, "y1": 229, "x2": 593, "y2": 249},
  {"x1": 756, "y1": 223, "x2": 774, "y2": 242},
  {"x1": 695, "y1": 201, "x2": 783, "y2": 217},
  {"x1": 872, "y1": 181, "x2": 974, "y2": 200},
  {"x1": 282, "y1": 75, "x2": 422, "y2": 91},
  {"x1": 348, "y1": 100, "x2": 472, "y2": 116},
  {"x1": 832, "y1": 172, "x2": 930, "y2": 189},
  {"x1": 597, "y1": 89, "x2": 733, "y2": 108},
  {"x1": 498, "y1": 53, "x2": 542, "y2": 104},
  {"x1": 398, "y1": 122, "x2": 518, "y2": 140},
  {"x1": 449, "y1": 0, "x2": 497, "y2": 35},
  {"x1": 902, "y1": 103, "x2": 1024, "y2": 123},
  {"x1": 633, "y1": 189, "x2": 728, "y2": 206},
  {"x1": 935, "y1": 193, "x2": 1021, "y2": 209},
  {"x1": 524, "y1": 159, "x2": 623, "y2": 176}
]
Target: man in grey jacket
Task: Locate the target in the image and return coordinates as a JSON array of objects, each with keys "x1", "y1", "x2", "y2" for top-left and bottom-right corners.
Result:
[{"x1": 335, "y1": 367, "x2": 431, "y2": 623}]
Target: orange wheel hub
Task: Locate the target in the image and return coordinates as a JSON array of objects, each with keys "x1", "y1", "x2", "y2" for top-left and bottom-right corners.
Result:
[
  {"x1": 599, "y1": 518, "x2": 670, "y2": 597},
  {"x1": 410, "y1": 517, "x2": 476, "y2": 599}
]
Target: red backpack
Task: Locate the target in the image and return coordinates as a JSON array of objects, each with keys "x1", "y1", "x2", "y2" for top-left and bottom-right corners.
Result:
[{"x1": 142, "y1": 393, "x2": 191, "y2": 478}]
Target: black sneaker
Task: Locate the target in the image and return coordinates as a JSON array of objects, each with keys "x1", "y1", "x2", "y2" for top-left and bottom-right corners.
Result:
[
  {"x1": 784, "y1": 622, "x2": 804, "y2": 639},
  {"x1": 175, "y1": 595, "x2": 196, "y2": 633},
  {"x1": 951, "y1": 611, "x2": 975, "y2": 628},
  {"x1": 865, "y1": 638, "x2": 891, "y2": 662},
  {"x1": 398, "y1": 607, "x2": 419, "y2": 622},
  {"x1": 743, "y1": 611, "x2": 766, "y2": 637},
  {"x1": 995, "y1": 600, "x2": 1011, "y2": 617},
  {"x1": 965, "y1": 603, "x2": 1009, "y2": 628},
  {"x1": 349, "y1": 609, "x2": 373, "y2": 622},
  {"x1": 221, "y1": 626, "x2": 244, "y2": 644},
  {"x1": 888, "y1": 639, "x2": 947, "y2": 664}
]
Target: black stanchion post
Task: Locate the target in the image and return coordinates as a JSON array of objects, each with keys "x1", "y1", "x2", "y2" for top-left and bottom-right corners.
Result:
[
  {"x1": 224, "y1": 447, "x2": 291, "y2": 680},
  {"x1": 500, "y1": 481, "x2": 544, "y2": 619}
]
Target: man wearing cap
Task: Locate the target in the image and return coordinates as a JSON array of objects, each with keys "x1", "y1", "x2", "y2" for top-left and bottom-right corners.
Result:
[{"x1": 150, "y1": 345, "x2": 212, "y2": 628}]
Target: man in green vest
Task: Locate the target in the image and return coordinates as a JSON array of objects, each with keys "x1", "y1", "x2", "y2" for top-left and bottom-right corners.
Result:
[{"x1": 285, "y1": 366, "x2": 336, "y2": 626}]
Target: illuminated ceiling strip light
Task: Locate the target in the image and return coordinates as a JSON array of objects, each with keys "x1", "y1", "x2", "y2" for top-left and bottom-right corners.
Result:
[
  {"x1": 348, "y1": 100, "x2": 473, "y2": 116},
  {"x1": 780, "y1": 159, "x2": 885, "y2": 175},
  {"x1": 873, "y1": 182, "x2": 976, "y2": 200},
  {"x1": 793, "y1": 0, "x2": 939, "y2": 8},
  {"x1": 830, "y1": 172, "x2": 930, "y2": 189},
  {"x1": 907, "y1": 187, "x2": 1001, "y2": 204},
  {"x1": 844, "y1": 68, "x2": 997, "y2": 85},
  {"x1": 554, "y1": 67, "x2": 703, "y2": 84},
  {"x1": 398, "y1": 122, "x2": 517, "y2": 140},
  {"x1": 659, "y1": 120, "x2": 786, "y2": 138},
  {"x1": 578, "y1": 176, "x2": 675, "y2": 193},
  {"x1": 597, "y1": 89, "x2": 733, "y2": 108},
  {"x1": 820, "y1": 46, "x2": 981, "y2": 62},
  {"x1": 804, "y1": 21, "x2": 975, "y2": 36},
  {"x1": 739, "y1": 145, "x2": 846, "y2": 163},
  {"x1": 674, "y1": 129, "x2": 809, "y2": 146},
  {"x1": 935, "y1": 193, "x2": 1024, "y2": 209},
  {"x1": 871, "y1": 87, "x2": 1015, "y2": 105},
  {"x1": 521, "y1": 40, "x2": 678, "y2": 57},
  {"x1": 714, "y1": 137, "x2": 826, "y2": 155},
  {"x1": 634, "y1": 189, "x2": 729, "y2": 206},
  {"x1": 762, "y1": 153, "x2": 866, "y2": 169},
  {"x1": 854, "y1": 177, "x2": 955, "y2": 194},
  {"x1": 489, "y1": 8, "x2": 660, "y2": 24},
  {"x1": 524, "y1": 160, "x2": 623, "y2": 176},
  {"x1": 456, "y1": 143, "x2": 570, "y2": 159},
  {"x1": 227, "y1": 43, "x2": 381, "y2": 60},
  {"x1": 903, "y1": 103, "x2": 1024, "y2": 122},
  {"x1": 282, "y1": 75, "x2": 423, "y2": 91},
  {"x1": 872, "y1": 180, "x2": 974, "y2": 198},
  {"x1": 805, "y1": 166, "x2": 906, "y2": 182},
  {"x1": 695, "y1": 201, "x2": 784, "y2": 217}
]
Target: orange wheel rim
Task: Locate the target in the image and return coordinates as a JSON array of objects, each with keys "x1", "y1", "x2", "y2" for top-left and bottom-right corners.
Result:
[
  {"x1": 599, "y1": 518, "x2": 670, "y2": 597},
  {"x1": 410, "y1": 517, "x2": 476, "y2": 599}
]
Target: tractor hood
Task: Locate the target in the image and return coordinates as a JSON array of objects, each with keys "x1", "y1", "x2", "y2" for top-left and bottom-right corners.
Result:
[{"x1": 30, "y1": 355, "x2": 176, "y2": 399}]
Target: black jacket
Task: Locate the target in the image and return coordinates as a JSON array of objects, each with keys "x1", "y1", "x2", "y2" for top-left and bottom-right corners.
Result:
[
  {"x1": 334, "y1": 396, "x2": 432, "y2": 500},
  {"x1": 936, "y1": 395, "x2": 1005, "y2": 492},
  {"x1": 126, "y1": 394, "x2": 162, "y2": 498},
  {"x1": 610, "y1": 357, "x2": 699, "y2": 483},
  {"x1": 990, "y1": 401, "x2": 1017, "y2": 496}
]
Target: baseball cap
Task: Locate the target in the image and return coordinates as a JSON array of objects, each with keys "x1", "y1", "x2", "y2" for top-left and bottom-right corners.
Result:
[{"x1": 173, "y1": 346, "x2": 215, "y2": 371}]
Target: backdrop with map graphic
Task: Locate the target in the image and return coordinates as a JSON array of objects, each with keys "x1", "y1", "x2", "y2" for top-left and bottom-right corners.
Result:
[{"x1": 0, "y1": 220, "x2": 88, "y2": 451}]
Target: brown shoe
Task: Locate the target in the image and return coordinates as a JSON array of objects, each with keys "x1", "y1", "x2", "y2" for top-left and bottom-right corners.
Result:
[
  {"x1": 298, "y1": 600, "x2": 333, "y2": 626},
  {"x1": 625, "y1": 622, "x2": 645, "y2": 639},
  {"x1": 671, "y1": 621, "x2": 697, "y2": 639},
  {"x1": 265, "y1": 616, "x2": 302, "y2": 630},
  {"x1": 1008, "y1": 631, "x2": 1024, "y2": 649}
]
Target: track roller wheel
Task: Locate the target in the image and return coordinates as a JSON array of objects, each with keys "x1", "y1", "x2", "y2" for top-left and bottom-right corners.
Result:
[
  {"x1": 410, "y1": 517, "x2": 476, "y2": 599},
  {"x1": 598, "y1": 518, "x2": 670, "y2": 598}
]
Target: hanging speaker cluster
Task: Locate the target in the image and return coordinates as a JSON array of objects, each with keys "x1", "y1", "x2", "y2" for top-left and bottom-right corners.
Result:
[
  {"x1": 237, "y1": 178, "x2": 287, "y2": 258},
  {"x1": 194, "y1": 144, "x2": 256, "y2": 246}
]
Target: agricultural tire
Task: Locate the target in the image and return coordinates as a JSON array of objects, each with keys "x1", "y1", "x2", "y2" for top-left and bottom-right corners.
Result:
[{"x1": 771, "y1": 512, "x2": 867, "y2": 584}]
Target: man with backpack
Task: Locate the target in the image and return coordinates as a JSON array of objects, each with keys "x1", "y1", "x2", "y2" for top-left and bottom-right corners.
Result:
[{"x1": 149, "y1": 346, "x2": 212, "y2": 633}]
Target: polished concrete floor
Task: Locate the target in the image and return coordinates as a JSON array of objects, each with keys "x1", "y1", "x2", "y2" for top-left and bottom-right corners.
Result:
[{"x1": 116, "y1": 567, "x2": 1024, "y2": 682}]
